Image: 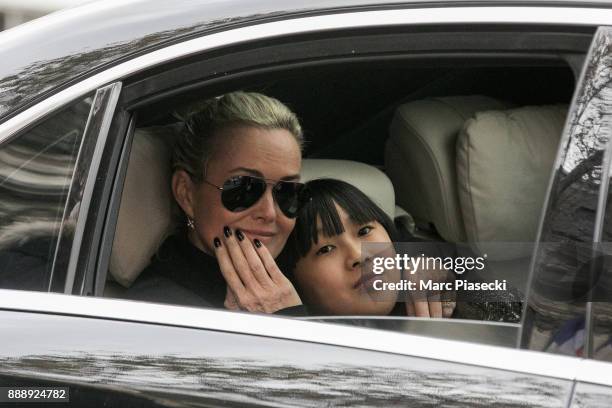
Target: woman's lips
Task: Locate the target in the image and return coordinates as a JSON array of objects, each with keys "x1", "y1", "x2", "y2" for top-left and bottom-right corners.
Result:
[{"x1": 241, "y1": 229, "x2": 276, "y2": 241}]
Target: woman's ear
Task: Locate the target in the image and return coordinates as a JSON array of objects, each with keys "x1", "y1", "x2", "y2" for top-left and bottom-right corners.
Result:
[{"x1": 172, "y1": 170, "x2": 196, "y2": 219}]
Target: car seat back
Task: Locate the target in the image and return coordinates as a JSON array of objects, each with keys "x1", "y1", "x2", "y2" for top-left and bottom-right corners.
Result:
[
  {"x1": 386, "y1": 96, "x2": 567, "y2": 293},
  {"x1": 386, "y1": 95, "x2": 510, "y2": 242}
]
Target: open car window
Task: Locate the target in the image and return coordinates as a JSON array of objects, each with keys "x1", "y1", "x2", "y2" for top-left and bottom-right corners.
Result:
[{"x1": 96, "y1": 24, "x2": 598, "y2": 350}]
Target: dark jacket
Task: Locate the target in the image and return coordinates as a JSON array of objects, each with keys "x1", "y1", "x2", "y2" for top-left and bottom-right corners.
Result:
[{"x1": 125, "y1": 234, "x2": 307, "y2": 316}]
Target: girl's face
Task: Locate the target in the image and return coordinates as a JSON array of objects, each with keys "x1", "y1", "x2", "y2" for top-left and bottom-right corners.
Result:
[{"x1": 293, "y1": 203, "x2": 399, "y2": 315}]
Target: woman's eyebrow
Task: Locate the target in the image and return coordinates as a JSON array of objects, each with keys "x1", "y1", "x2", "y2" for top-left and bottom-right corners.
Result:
[
  {"x1": 228, "y1": 167, "x2": 262, "y2": 176},
  {"x1": 228, "y1": 167, "x2": 300, "y2": 181}
]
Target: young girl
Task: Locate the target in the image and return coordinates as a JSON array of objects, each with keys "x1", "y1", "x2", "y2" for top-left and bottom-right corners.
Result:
[{"x1": 282, "y1": 178, "x2": 454, "y2": 317}]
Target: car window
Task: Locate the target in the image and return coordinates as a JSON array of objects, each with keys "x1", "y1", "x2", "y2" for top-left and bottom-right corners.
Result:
[
  {"x1": 102, "y1": 26, "x2": 583, "y2": 349},
  {"x1": 592, "y1": 28, "x2": 612, "y2": 362},
  {"x1": 0, "y1": 96, "x2": 93, "y2": 292},
  {"x1": 573, "y1": 27, "x2": 612, "y2": 363},
  {"x1": 522, "y1": 27, "x2": 612, "y2": 358}
]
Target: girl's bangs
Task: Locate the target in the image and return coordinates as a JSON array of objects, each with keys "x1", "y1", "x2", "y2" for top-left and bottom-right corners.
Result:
[{"x1": 294, "y1": 179, "x2": 384, "y2": 257}]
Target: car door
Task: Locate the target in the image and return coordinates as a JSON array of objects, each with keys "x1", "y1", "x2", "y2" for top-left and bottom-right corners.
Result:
[
  {"x1": 0, "y1": 290, "x2": 580, "y2": 408},
  {"x1": 521, "y1": 26, "x2": 612, "y2": 404}
]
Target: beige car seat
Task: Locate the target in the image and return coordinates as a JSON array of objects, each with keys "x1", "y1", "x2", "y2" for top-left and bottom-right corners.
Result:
[
  {"x1": 386, "y1": 95, "x2": 510, "y2": 242},
  {"x1": 107, "y1": 127, "x2": 399, "y2": 295},
  {"x1": 456, "y1": 103, "x2": 567, "y2": 290},
  {"x1": 386, "y1": 95, "x2": 567, "y2": 291}
]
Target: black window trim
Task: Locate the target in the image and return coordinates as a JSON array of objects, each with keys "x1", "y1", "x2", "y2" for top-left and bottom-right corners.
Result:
[
  {"x1": 50, "y1": 82, "x2": 123, "y2": 294},
  {"x1": 121, "y1": 25, "x2": 594, "y2": 112}
]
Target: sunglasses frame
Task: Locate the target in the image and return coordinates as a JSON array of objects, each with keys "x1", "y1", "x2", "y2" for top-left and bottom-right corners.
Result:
[{"x1": 203, "y1": 175, "x2": 306, "y2": 218}]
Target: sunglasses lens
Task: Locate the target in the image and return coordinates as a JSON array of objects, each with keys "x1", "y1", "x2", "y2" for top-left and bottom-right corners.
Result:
[
  {"x1": 273, "y1": 182, "x2": 305, "y2": 218},
  {"x1": 221, "y1": 176, "x2": 266, "y2": 212}
]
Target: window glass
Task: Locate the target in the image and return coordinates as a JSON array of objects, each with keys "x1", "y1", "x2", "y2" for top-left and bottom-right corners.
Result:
[
  {"x1": 522, "y1": 27, "x2": 612, "y2": 358},
  {"x1": 0, "y1": 96, "x2": 93, "y2": 291},
  {"x1": 592, "y1": 243, "x2": 612, "y2": 362},
  {"x1": 582, "y1": 28, "x2": 612, "y2": 363}
]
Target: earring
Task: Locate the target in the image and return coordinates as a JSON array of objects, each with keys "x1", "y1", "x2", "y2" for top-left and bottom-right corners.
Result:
[{"x1": 187, "y1": 217, "x2": 195, "y2": 230}]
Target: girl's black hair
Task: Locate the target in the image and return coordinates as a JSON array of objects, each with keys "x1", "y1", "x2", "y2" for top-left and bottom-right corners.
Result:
[{"x1": 281, "y1": 178, "x2": 398, "y2": 272}]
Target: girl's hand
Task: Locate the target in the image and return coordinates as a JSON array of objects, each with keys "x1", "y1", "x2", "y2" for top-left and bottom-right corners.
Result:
[
  {"x1": 214, "y1": 226, "x2": 302, "y2": 313},
  {"x1": 405, "y1": 267, "x2": 456, "y2": 318}
]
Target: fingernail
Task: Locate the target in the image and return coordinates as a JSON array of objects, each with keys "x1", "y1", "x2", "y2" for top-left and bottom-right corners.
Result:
[
  {"x1": 223, "y1": 226, "x2": 232, "y2": 238},
  {"x1": 214, "y1": 237, "x2": 221, "y2": 248},
  {"x1": 254, "y1": 239, "x2": 262, "y2": 248},
  {"x1": 236, "y1": 229, "x2": 244, "y2": 241}
]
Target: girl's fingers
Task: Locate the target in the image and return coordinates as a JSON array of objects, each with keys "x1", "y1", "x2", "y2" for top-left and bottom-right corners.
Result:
[
  {"x1": 235, "y1": 229, "x2": 273, "y2": 287},
  {"x1": 427, "y1": 290, "x2": 443, "y2": 318},
  {"x1": 405, "y1": 300, "x2": 416, "y2": 316},
  {"x1": 213, "y1": 236, "x2": 246, "y2": 297},
  {"x1": 222, "y1": 227, "x2": 260, "y2": 289},
  {"x1": 442, "y1": 290, "x2": 457, "y2": 318},
  {"x1": 442, "y1": 300, "x2": 456, "y2": 318},
  {"x1": 428, "y1": 299, "x2": 443, "y2": 318},
  {"x1": 413, "y1": 300, "x2": 431, "y2": 317}
]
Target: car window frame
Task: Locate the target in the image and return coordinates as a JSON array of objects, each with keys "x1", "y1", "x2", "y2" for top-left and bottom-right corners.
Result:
[
  {"x1": 93, "y1": 25, "x2": 588, "y2": 325},
  {"x1": 50, "y1": 83, "x2": 124, "y2": 294},
  {"x1": 70, "y1": 8, "x2": 612, "y2": 344}
]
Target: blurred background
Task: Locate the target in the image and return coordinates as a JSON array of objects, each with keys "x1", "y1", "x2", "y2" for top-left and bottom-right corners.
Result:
[{"x1": 0, "y1": 0, "x2": 90, "y2": 30}]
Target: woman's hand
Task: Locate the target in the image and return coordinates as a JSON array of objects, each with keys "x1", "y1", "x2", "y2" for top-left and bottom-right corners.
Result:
[{"x1": 214, "y1": 226, "x2": 302, "y2": 313}]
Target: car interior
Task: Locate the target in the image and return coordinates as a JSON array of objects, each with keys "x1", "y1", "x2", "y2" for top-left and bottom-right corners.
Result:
[
  {"x1": 99, "y1": 26, "x2": 591, "y2": 346},
  {"x1": 106, "y1": 64, "x2": 571, "y2": 284}
]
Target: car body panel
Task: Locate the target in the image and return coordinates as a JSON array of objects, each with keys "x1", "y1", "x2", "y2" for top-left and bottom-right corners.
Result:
[
  {"x1": 3, "y1": 289, "x2": 612, "y2": 387},
  {"x1": 0, "y1": 0, "x2": 611, "y2": 121},
  {"x1": 570, "y1": 383, "x2": 612, "y2": 407},
  {"x1": 0, "y1": 309, "x2": 574, "y2": 407}
]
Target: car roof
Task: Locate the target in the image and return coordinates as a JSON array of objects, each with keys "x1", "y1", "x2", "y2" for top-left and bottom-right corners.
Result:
[{"x1": 0, "y1": 0, "x2": 609, "y2": 121}]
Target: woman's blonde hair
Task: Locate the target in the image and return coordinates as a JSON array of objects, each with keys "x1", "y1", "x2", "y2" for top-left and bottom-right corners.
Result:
[{"x1": 173, "y1": 91, "x2": 303, "y2": 182}]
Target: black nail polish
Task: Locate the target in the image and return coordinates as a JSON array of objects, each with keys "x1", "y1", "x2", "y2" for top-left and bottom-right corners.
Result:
[
  {"x1": 236, "y1": 229, "x2": 244, "y2": 241},
  {"x1": 223, "y1": 226, "x2": 232, "y2": 238},
  {"x1": 214, "y1": 237, "x2": 221, "y2": 248},
  {"x1": 254, "y1": 239, "x2": 262, "y2": 248}
]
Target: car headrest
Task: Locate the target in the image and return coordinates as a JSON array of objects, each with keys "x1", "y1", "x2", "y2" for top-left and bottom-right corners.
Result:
[
  {"x1": 456, "y1": 104, "x2": 567, "y2": 259},
  {"x1": 300, "y1": 159, "x2": 396, "y2": 220},
  {"x1": 110, "y1": 125, "x2": 179, "y2": 288},
  {"x1": 386, "y1": 96, "x2": 510, "y2": 242},
  {"x1": 110, "y1": 128, "x2": 395, "y2": 288}
]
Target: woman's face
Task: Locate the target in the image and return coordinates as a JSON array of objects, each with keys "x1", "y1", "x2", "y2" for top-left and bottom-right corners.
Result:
[
  {"x1": 293, "y1": 204, "x2": 400, "y2": 315},
  {"x1": 175, "y1": 125, "x2": 301, "y2": 258}
]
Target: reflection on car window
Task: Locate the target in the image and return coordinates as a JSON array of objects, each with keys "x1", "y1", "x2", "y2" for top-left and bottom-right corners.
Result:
[
  {"x1": 522, "y1": 27, "x2": 612, "y2": 358},
  {"x1": 0, "y1": 96, "x2": 93, "y2": 291},
  {"x1": 593, "y1": 28, "x2": 612, "y2": 361}
]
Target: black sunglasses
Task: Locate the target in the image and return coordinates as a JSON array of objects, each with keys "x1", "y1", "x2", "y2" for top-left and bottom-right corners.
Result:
[{"x1": 204, "y1": 175, "x2": 306, "y2": 218}]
